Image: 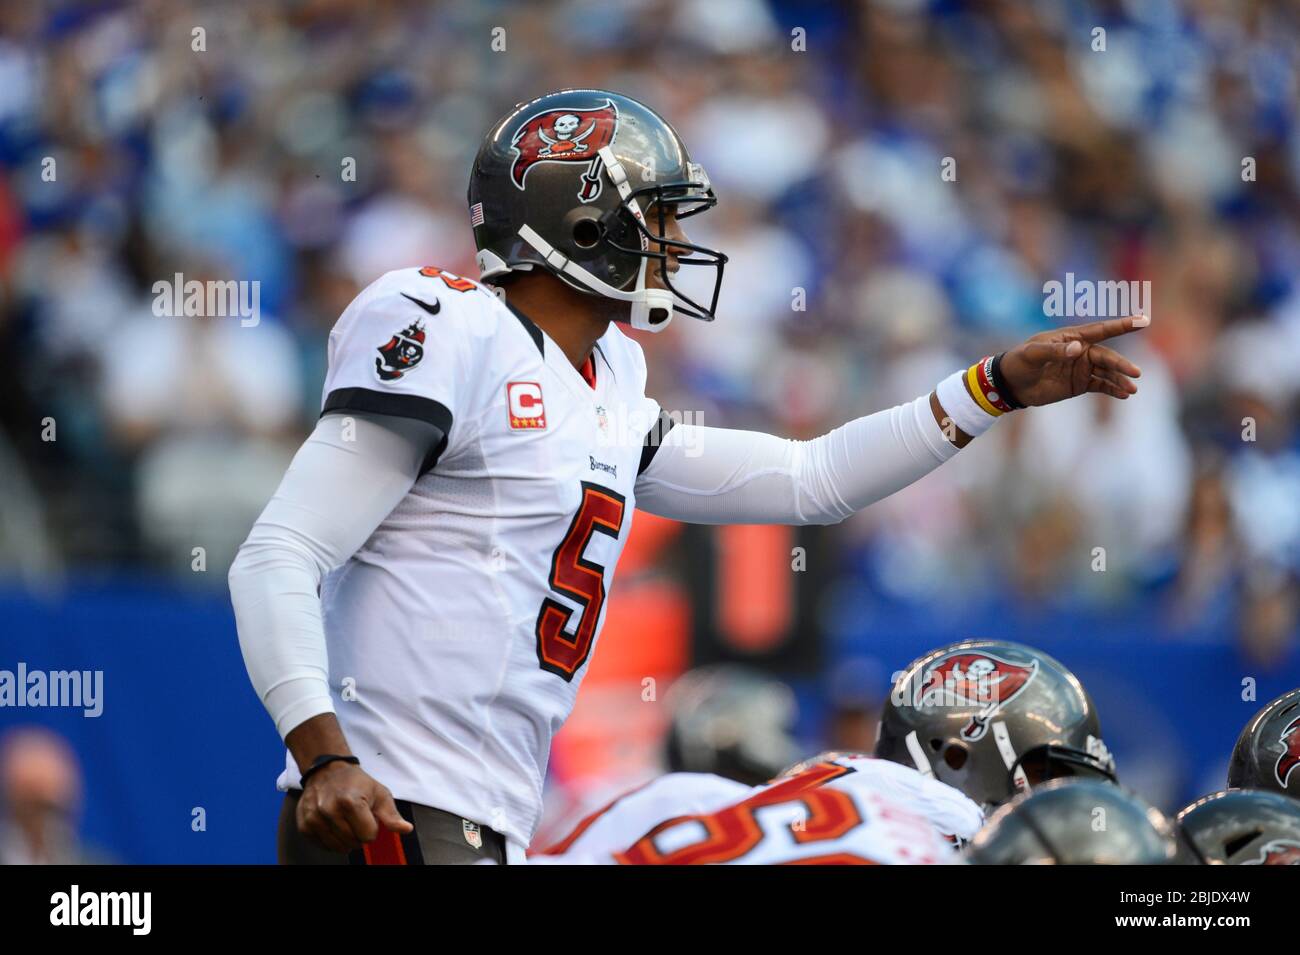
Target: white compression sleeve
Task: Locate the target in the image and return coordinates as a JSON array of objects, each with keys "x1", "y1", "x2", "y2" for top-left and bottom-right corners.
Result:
[
  {"x1": 228, "y1": 412, "x2": 437, "y2": 739},
  {"x1": 634, "y1": 393, "x2": 959, "y2": 525}
]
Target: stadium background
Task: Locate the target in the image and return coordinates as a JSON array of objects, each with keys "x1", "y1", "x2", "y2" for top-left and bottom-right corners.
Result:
[{"x1": 0, "y1": 0, "x2": 1297, "y2": 863}]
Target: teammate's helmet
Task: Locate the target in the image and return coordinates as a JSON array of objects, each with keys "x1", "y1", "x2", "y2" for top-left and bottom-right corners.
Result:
[
  {"x1": 874, "y1": 640, "x2": 1116, "y2": 809},
  {"x1": 1175, "y1": 789, "x2": 1300, "y2": 865},
  {"x1": 468, "y1": 89, "x2": 726, "y2": 332},
  {"x1": 967, "y1": 780, "x2": 1179, "y2": 865},
  {"x1": 1227, "y1": 688, "x2": 1300, "y2": 799},
  {"x1": 663, "y1": 665, "x2": 800, "y2": 786}
]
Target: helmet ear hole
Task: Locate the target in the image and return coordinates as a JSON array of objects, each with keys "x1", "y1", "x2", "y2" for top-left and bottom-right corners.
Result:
[
  {"x1": 572, "y1": 218, "x2": 602, "y2": 249},
  {"x1": 942, "y1": 743, "x2": 969, "y2": 771}
]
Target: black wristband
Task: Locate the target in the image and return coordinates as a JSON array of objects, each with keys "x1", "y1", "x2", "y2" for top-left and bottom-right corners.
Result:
[
  {"x1": 990, "y1": 352, "x2": 1025, "y2": 410},
  {"x1": 300, "y1": 754, "x2": 360, "y2": 787}
]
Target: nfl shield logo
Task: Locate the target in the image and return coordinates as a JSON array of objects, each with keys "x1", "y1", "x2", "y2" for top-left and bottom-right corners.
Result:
[{"x1": 462, "y1": 819, "x2": 483, "y2": 849}]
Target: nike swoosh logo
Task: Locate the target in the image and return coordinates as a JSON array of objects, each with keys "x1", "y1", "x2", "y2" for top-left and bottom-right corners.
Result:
[{"x1": 401, "y1": 293, "x2": 441, "y2": 316}]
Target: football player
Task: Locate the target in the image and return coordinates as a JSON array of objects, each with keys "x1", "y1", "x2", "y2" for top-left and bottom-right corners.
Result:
[
  {"x1": 534, "y1": 752, "x2": 971, "y2": 865},
  {"x1": 229, "y1": 89, "x2": 1146, "y2": 864},
  {"x1": 1175, "y1": 789, "x2": 1300, "y2": 865},
  {"x1": 874, "y1": 640, "x2": 1117, "y2": 811},
  {"x1": 534, "y1": 770, "x2": 751, "y2": 861},
  {"x1": 967, "y1": 779, "x2": 1179, "y2": 865},
  {"x1": 776, "y1": 751, "x2": 985, "y2": 848}
]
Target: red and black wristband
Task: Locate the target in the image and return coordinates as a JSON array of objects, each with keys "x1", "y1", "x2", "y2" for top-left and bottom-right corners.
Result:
[{"x1": 989, "y1": 352, "x2": 1025, "y2": 410}]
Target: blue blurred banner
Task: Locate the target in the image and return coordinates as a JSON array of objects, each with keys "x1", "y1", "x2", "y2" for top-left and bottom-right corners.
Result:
[{"x1": 0, "y1": 580, "x2": 283, "y2": 864}]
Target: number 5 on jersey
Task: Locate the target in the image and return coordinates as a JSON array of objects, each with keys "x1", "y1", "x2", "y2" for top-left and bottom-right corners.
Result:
[{"x1": 536, "y1": 482, "x2": 627, "y2": 680}]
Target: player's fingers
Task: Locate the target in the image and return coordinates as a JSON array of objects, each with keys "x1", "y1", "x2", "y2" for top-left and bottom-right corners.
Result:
[
  {"x1": 316, "y1": 795, "x2": 367, "y2": 849},
  {"x1": 1085, "y1": 344, "x2": 1142, "y2": 379},
  {"x1": 372, "y1": 788, "x2": 415, "y2": 834},
  {"x1": 337, "y1": 792, "x2": 381, "y2": 844},
  {"x1": 1072, "y1": 314, "x2": 1150, "y2": 344},
  {"x1": 1089, "y1": 367, "x2": 1138, "y2": 395},
  {"x1": 1088, "y1": 375, "x2": 1132, "y2": 399},
  {"x1": 299, "y1": 802, "x2": 351, "y2": 853},
  {"x1": 312, "y1": 826, "x2": 350, "y2": 854},
  {"x1": 1022, "y1": 339, "x2": 1084, "y2": 364},
  {"x1": 308, "y1": 804, "x2": 357, "y2": 852}
]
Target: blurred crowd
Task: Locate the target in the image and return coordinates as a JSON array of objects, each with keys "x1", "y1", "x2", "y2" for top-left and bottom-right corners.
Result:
[{"x1": 0, "y1": 0, "x2": 1297, "y2": 671}]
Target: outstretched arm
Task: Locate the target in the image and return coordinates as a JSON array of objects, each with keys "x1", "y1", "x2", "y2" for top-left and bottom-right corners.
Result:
[
  {"x1": 635, "y1": 393, "x2": 956, "y2": 525},
  {"x1": 636, "y1": 315, "x2": 1147, "y2": 525}
]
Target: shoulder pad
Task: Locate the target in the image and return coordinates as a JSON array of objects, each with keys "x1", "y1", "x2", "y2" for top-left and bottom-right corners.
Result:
[{"x1": 351, "y1": 266, "x2": 503, "y2": 333}]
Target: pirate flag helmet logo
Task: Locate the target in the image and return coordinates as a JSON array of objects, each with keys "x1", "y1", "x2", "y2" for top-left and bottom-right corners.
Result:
[
  {"x1": 914, "y1": 650, "x2": 1039, "y2": 742},
  {"x1": 510, "y1": 99, "x2": 619, "y2": 202},
  {"x1": 1275, "y1": 714, "x2": 1300, "y2": 789},
  {"x1": 1242, "y1": 838, "x2": 1300, "y2": 866},
  {"x1": 375, "y1": 320, "x2": 426, "y2": 382}
]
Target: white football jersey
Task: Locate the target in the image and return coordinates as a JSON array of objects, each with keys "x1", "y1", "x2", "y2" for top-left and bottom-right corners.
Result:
[
  {"x1": 536, "y1": 755, "x2": 981, "y2": 864},
  {"x1": 817, "y1": 754, "x2": 985, "y2": 848},
  {"x1": 534, "y1": 772, "x2": 753, "y2": 859},
  {"x1": 275, "y1": 266, "x2": 667, "y2": 846}
]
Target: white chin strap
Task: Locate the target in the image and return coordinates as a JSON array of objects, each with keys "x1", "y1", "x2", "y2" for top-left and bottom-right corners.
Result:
[
  {"x1": 992, "y1": 721, "x2": 1030, "y2": 794},
  {"x1": 516, "y1": 146, "x2": 675, "y2": 333}
]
